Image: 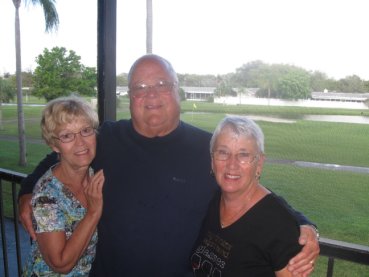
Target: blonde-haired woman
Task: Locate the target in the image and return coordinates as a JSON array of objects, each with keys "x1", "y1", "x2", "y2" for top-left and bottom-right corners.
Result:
[{"x1": 23, "y1": 96, "x2": 104, "y2": 276}]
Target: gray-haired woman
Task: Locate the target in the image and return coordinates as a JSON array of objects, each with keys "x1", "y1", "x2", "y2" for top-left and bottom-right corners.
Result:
[{"x1": 191, "y1": 116, "x2": 311, "y2": 277}]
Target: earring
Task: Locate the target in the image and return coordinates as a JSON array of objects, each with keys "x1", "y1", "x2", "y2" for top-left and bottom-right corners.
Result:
[{"x1": 255, "y1": 172, "x2": 261, "y2": 180}]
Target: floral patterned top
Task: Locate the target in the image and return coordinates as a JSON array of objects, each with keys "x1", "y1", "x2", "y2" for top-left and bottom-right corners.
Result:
[{"x1": 22, "y1": 166, "x2": 97, "y2": 277}]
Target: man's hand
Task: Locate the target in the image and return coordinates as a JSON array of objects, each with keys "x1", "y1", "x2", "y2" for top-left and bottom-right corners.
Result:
[
  {"x1": 18, "y1": 193, "x2": 36, "y2": 240},
  {"x1": 288, "y1": 225, "x2": 320, "y2": 276}
]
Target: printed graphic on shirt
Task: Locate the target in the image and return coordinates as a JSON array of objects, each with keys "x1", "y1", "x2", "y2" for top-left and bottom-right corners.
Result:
[{"x1": 191, "y1": 231, "x2": 231, "y2": 277}]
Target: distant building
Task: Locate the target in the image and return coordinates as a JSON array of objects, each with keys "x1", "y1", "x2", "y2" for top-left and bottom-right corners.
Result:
[
  {"x1": 115, "y1": 85, "x2": 369, "y2": 108},
  {"x1": 115, "y1": 86, "x2": 215, "y2": 100},
  {"x1": 182, "y1": 87, "x2": 215, "y2": 101},
  {"x1": 116, "y1": 86, "x2": 128, "y2": 96},
  {"x1": 311, "y1": 91, "x2": 369, "y2": 103}
]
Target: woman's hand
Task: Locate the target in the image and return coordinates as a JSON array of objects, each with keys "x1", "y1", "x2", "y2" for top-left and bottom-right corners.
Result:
[
  {"x1": 84, "y1": 169, "x2": 104, "y2": 218},
  {"x1": 37, "y1": 169, "x2": 105, "y2": 274}
]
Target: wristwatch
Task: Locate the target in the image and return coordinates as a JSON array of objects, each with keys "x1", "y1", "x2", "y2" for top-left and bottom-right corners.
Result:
[{"x1": 303, "y1": 224, "x2": 320, "y2": 241}]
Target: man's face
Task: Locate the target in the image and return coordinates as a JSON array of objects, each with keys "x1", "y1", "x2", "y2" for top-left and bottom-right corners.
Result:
[{"x1": 129, "y1": 57, "x2": 181, "y2": 137}]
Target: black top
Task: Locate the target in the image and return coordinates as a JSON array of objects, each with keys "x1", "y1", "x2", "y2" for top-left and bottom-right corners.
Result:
[{"x1": 191, "y1": 191, "x2": 302, "y2": 277}]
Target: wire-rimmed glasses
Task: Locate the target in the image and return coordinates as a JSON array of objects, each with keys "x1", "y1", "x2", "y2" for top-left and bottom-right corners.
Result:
[
  {"x1": 129, "y1": 80, "x2": 177, "y2": 99},
  {"x1": 212, "y1": 149, "x2": 259, "y2": 164},
  {"x1": 53, "y1": 126, "x2": 96, "y2": 143}
]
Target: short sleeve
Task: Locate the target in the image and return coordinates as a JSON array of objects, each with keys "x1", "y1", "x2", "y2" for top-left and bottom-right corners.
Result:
[
  {"x1": 33, "y1": 194, "x2": 65, "y2": 233},
  {"x1": 266, "y1": 196, "x2": 302, "y2": 271}
]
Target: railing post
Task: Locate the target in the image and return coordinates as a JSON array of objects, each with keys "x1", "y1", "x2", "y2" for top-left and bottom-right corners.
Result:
[
  {"x1": 12, "y1": 182, "x2": 22, "y2": 277},
  {"x1": 327, "y1": 257, "x2": 334, "y2": 277},
  {"x1": 0, "y1": 180, "x2": 10, "y2": 277}
]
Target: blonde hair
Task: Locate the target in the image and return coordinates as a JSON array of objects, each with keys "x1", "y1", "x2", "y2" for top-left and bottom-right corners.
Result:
[{"x1": 41, "y1": 96, "x2": 99, "y2": 146}]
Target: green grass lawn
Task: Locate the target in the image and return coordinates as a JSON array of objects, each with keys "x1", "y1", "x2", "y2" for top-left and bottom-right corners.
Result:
[{"x1": 1, "y1": 100, "x2": 369, "y2": 276}]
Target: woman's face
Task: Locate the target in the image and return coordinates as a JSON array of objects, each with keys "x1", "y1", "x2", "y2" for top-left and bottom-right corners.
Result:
[
  {"x1": 51, "y1": 117, "x2": 96, "y2": 170},
  {"x1": 212, "y1": 129, "x2": 264, "y2": 196}
]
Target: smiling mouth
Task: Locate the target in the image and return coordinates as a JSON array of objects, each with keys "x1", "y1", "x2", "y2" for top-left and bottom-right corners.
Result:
[
  {"x1": 225, "y1": 173, "x2": 240, "y2": 180},
  {"x1": 75, "y1": 148, "x2": 89, "y2": 155},
  {"x1": 146, "y1": 104, "x2": 162, "y2": 110}
]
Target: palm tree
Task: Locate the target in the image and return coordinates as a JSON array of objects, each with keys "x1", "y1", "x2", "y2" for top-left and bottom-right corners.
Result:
[
  {"x1": 12, "y1": 0, "x2": 59, "y2": 166},
  {"x1": 146, "y1": 0, "x2": 153, "y2": 53}
]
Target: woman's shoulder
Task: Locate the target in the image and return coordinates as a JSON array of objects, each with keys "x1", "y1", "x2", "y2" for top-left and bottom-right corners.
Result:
[
  {"x1": 32, "y1": 167, "x2": 62, "y2": 200},
  {"x1": 182, "y1": 121, "x2": 212, "y2": 138},
  {"x1": 251, "y1": 193, "x2": 299, "y2": 224}
]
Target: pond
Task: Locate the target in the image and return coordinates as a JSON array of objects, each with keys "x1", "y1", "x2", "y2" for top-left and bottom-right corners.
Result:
[
  {"x1": 245, "y1": 115, "x2": 369, "y2": 125},
  {"x1": 185, "y1": 112, "x2": 369, "y2": 124},
  {"x1": 303, "y1": 115, "x2": 369, "y2": 125}
]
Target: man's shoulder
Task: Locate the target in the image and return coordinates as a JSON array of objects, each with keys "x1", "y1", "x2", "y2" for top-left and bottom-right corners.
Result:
[
  {"x1": 99, "y1": 119, "x2": 130, "y2": 135},
  {"x1": 100, "y1": 119, "x2": 130, "y2": 129},
  {"x1": 181, "y1": 121, "x2": 212, "y2": 138}
]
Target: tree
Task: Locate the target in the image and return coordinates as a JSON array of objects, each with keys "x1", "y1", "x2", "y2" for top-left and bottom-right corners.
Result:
[
  {"x1": 0, "y1": 77, "x2": 15, "y2": 130},
  {"x1": 277, "y1": 69, "x2": 311, "y2": 100},
  {"x1": 12, "y1": 0, "x2": 59, "y2": 166},
  {"x1": 252, "y1": 65, "x2": 278, "y2": 100},
  {"x1": 78, "y1": 67, "x2": 98, "y2": 96},
  {"x1": 116, "y1": 73, "x2": 128, "y2": 86},
  {"x1": 178, "y1": 73, "x2": 217, "y2": 87},
  {"x1": 234, "y1": 60, "x2": 265, "y2": 87},
  {"x1": 178, "y1": 87, "x2": 186, "y2": 101},
  {"x1": 310, "y1": 71, "x2": 328, "y2": 92},
  {"x1": 253, "y1": 64, "x2": 311, "y2": 100},
  {"x1": 214, "y1": 76, "x2": 236, "y2": 97},
  {"x1": 146, "y1": 0, "x2": 153, "y2": 53},
  {"x1": 337, "y1": 75, "x2": 366, "y2": 93},
  {"x1": 364, "y1": 80, "x2": 369, "y2": 93},
  {"x1": 33, "y1": 47, "x2": 97, "y2": 101}
]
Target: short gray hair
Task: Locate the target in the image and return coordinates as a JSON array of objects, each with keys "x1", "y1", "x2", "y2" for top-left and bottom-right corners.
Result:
[{"x1": 210, "y1": 116, "x2": 265, "y2": 154}]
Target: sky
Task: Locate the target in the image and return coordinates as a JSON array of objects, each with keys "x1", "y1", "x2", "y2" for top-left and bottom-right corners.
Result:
[{"x1": 1, "y1": 0, "x2": 369, "y2": 80}]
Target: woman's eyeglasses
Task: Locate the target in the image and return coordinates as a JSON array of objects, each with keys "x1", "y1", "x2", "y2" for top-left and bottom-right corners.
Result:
[
  {"x1": 212, "y1": 149, "x2": 259, "y2": 164},
  {"x1": 53, "y1": 126, "x2": 96, "y2": 143}
]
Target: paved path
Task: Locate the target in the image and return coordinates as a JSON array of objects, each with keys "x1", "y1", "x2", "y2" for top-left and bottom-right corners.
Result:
[
  {"x1": 0, "y1": 134, "x2": 44, "y2": 144},
  {"x1": 267, "y1": 158, "x2": 369, "y2": 174}
]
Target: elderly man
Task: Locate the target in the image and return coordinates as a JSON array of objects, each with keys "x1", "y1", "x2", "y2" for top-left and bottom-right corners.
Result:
[{"x1": 19, "y1": 54, "x2": 319, "y2": 277}]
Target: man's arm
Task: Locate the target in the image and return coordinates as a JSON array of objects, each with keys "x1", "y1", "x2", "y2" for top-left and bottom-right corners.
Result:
[
  {"x1": 274, "y1": 194, "x2": 320, "y2": 276},
  {"x1": 288, "y1": 225, "x2": 320, "y2": 276},
  {"x1": 18, "y1": 152, "x2": 58, "y2": 240},
  {"x1": 18, "y1": 152, "x2": 58, "y2": 197}
]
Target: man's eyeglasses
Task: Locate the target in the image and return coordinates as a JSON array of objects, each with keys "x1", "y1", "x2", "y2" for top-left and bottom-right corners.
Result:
[
  {"x1": 53, "y1": 126, "x2": 96, "y2": 143},
  {"x1": 129, "y1": 80, "x2": 176, "y2": 99},
  {"x1": 212, "y1": 149, "x2": 259, "y2": 164}
]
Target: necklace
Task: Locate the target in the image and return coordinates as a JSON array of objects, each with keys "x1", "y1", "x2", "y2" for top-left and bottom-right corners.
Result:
[{"x1": 220, "y1": 185, "x2": 259, "y2": 228}]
